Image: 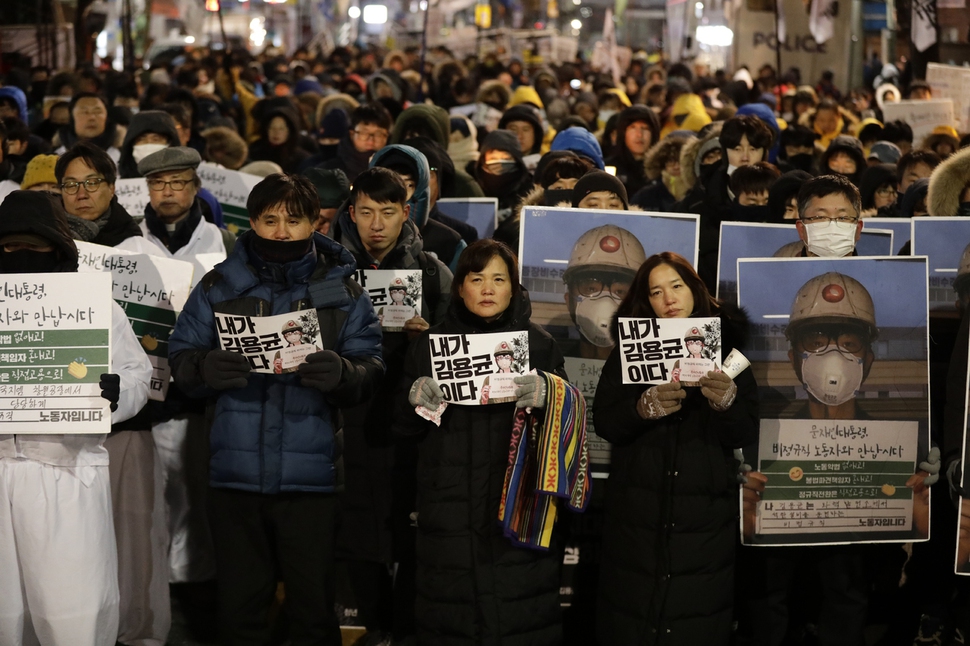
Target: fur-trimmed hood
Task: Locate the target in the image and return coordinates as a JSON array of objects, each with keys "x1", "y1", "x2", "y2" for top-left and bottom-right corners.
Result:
[
  {"x1": 680, "y1": 123, "x2": 722, "y2": 190},
  {"x1": 929, "y1": 145, "x2": 970, "y2": 217},
  {"x1": 644, "y1": 136, "x2": 689, "y2": 181}
]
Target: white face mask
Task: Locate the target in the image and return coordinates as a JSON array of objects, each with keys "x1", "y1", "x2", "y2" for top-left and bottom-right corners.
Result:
[
  {"x1": 132, "y1": 142, "x2": 168, "y2": 164},
  {"x1": 804, "y1": 219, "x2": 857, "y2": 257},
  {"x1": 800, "y1": 349, "x2": 864, "y2": 406},
  {"x1": 598, "y1": 110, "x2": 617, "y2": 124},
  {"x1": 574, "y1": 293, "x2": 621, "y2": 347},
  {"x1": 198, "y1": 80, "x2": 216, "y2": 94},
  {"x1": 727, "y1": 164, "x2": 739, "y2": 176}
]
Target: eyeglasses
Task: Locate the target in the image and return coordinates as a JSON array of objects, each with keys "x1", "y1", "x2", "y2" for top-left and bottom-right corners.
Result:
[
  {"x1": 75, "y1": 109, "x2": 106, "y2": 118},
  {"x1": 60, "y1": 178, "x2": 106, "y2": 194},
  {"x1": 573, "y1": 276, "x2": 630, "y2": 299},
  {"x1": 795, "y1": 328, "x2": 868, "y2": 355},
  {"x1": 876, "y1": 186, "x2": 897, "y2": 198},
  {"x1": 353, "y1": 129, "x2": 388, "y2": 143},
  {"x1": 147, "y1": 178, "x2": 192, "y2": 192},
  {"x1": 801, "y1": 216, "x2": 859, "y2": 229}
]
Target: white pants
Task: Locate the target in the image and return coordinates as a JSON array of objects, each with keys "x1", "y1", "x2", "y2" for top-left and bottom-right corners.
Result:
[{"x1": 0, "y1": 458, "x2": 119, "y2": 646}]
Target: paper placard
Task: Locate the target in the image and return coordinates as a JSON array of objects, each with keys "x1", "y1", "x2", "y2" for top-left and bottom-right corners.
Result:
[
  {"x1": 430, "y1": 331, "x2": 530, "y2": 405},
  {"x1": 881, "y1": 99, "x2": 956, "y2": 143},
  {"x1": 114, "y1": 178, "x2": 151, "y2": 221},
  {"x1": 926, "y1": 63, "x2": 970, "y2": 133},
  {"x1": 617, "y1": 316, "x2": 720, "y2": 385},
  {"x1": 198, "y1": 163, "x2": 262, "y2": 234},
  {"x1": 215, "y1": 309, "x2": 323, "y2": 373},
  {"x1": 76, "y1": 241, "x2": 194, "y2": 400},
  {"x1": 436, "y1": 198, "x2": 499, "y2": 239},
  {"x1": 564, "y1": 356, "x2": 610, "y2": 478},
  {"x1": 911, "y1": 217, "x2": 970, "y2": 314},
  {"x1": 0, "y1": 272, "x2": 113, "y2": 434},
  {"x1": 354, "y1": 269, "x2": 422, "y2": 331}
]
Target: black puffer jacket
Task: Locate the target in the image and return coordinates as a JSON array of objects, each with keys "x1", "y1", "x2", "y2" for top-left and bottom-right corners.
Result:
[
  {"x1": 605, "y1": 106, "x2": 661, "y2": 197},
  {"x1": 393, "y1": 290, "x2": 567, "y2": 645},
  {"x1": 593, "y1": 305, "x2": 759, "y2": 646}
]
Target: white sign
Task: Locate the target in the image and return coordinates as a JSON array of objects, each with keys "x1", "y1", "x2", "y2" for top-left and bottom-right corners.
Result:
[
  {"x1": 198, "y1": 162, "x2": 262, "y2": 234},
  {"x1": 617, "y1": 317, "x2": 721, "y2": 386},
  {"x1": 926, "y1": 63, "x2": 970, "y2": 133},
  {"x1": 215, "y1": 309, "x2": 323, "y2": 374},
  {"x1": 0, "y1": 272, "x2": 113, "y2": 433},
  {"x1": 114, "y1": 178, "x2": 151, "y2": 221},
  {"x1": 881, "y1": 99, "x2": 956, "y2": 143},
  {"x1": 430, "y1": 331, "x2": 530, "y2": 405},
  {"x1": 354, "y1": 269, "x2": 422, "y2": 331}
]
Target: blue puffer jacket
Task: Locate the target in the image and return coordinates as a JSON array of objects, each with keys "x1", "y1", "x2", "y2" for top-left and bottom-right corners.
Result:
[{"x1": 169, "y1": 230, "x2": 384, "y2": 494}]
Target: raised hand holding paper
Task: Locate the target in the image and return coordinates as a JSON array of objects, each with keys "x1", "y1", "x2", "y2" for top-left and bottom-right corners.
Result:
[
  {"x1": 215, "y1": 309, "x2": 323, "y2": 374},
  {"x1": 617, "y1": 316, "x2": 721, "y2": 385},
  {"x1": 430, "y1": 331, "x2": 530, "y2": 405}
]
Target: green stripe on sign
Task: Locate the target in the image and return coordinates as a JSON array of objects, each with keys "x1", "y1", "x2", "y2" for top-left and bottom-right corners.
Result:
[
  {"x1": 223, "y1": 205, "x2": 251, "y2": 233},
  {"x1": 0, "y1": 365, "x2": 108, "y2": 384},
  {"x1": 761, "y1": 478, "x2": 915, "y2": 500},
  {"x1": 128, "y1": 319, "x2": 173, "y2": 342},
  {"x1": 760, "y1": 460, "x2": 916, "y2": 475},
  {"x1": 0, "y1": 347, "x2": 109, "y2": 366},
  {"x1": 0, "y1": 329, "x2": 110, "y2": 348},
  {"x1": 117, "y1": 301, "x2": 176, "y2": 326}
]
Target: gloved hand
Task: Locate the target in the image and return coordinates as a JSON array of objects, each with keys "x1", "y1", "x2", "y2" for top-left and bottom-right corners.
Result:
[
  {"x1": 734, "y1": 448, "x2": 752, "y2": 485},
  {"x1": 298, "y1": 350, "x2": 344, "y2": 392},
  {"x1": 409, "y1": 376, "x2": 444, "y2": 410},
  {"x1": 699, "y1": 371, "x2": 738, "y2": 411},
  {"x1": 636, "y1": 381, "x2": 686, "y2": 420},
  {"x1": 513, "y1": 373, "x2": 547, "y2": 409},
  {"x1": 202, "y1": 350, "x2": 251, "y2": 390},
  {"x1": 99, "y1": 373, "x2": 120, "y2": 412},
  {"x1": 920, "y1": 446, "x2": 941, "y2": 486}
]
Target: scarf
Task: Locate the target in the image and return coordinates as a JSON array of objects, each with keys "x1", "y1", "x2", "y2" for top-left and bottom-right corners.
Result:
[
  {"x1": 67, "y1": 210, "x2": 111, "y2": 242},
  {"x1": 498, "y1": 371, "x2": 591, "y2": 550},
  {"x1": 144, "y1": 201, "x2": 203, "y2": 253},
  {"x1": 337, "y1": 135, "x2": 372, "y2": 181}
]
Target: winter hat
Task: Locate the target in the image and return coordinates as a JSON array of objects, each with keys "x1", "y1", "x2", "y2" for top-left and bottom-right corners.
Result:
[
  {"x1": 693, "y1": 136, "x2": 723, "y2": 179},
  {"x1": 294, "y1": 78, "x2": 325, "y2": 95},
  {"x1": 240, "y1": 160, "x2": 285, "y2": 177},
  {"x1": 899, "y1": 178, "x2": 930, "y2": 217},
  {"x1": 571, "y1": 170, "x2": 629, "y2": 208},
  {"x1": 859, "y1": 164, "x2": 898, "y2": 210},
  {"x1": 20, "y1": 154, "x2": 59, "y2": 190},
  {"x1": 550, "y1": 127, "x2": 605, "y2": 170},
  {"x1": 867, "y1": 141, "x2": 902, "y2": 164},
  {"x1": 768, "y1": 170, "x2": 813, "y2": 222},
  {"x1": 319, "y1": 108, "x2": 350, "y2": 139},
  {"x1": 303, "y1": 168, "x2": 351, "y2": 208}
]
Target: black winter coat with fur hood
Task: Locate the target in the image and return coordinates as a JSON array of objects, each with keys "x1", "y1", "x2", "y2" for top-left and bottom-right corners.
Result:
[{"x1": 593, "y1": 302, "x2": 758, "y2": 646}]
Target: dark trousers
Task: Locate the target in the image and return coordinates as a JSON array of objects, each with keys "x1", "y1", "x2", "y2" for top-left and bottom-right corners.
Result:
[{"x1": 208, "y1": 487, "x2": 341, "y2": 646}]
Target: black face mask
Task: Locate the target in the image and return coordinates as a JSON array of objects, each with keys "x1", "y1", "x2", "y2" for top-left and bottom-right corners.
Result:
[
  {"x1": 543, "y1": 189, "x2": 574, "y2": 206},
  {"x1": 251, "y1": 236, "x2": 313, "y2": 264},
  {"x1": 0, "y1": 249, "x2": 60, "y2": 274},
  {"x1": 698, "y1": 162, "x2": 720, "y2": 185},
  {"x1": 479, "y1": 171, "x2": 518, "y2": 196},
  {"x1": 729, "y1": 202, "x2": 771, "y2": 223},
  {"x1": 958, "y1": 202, "x2": 970, "y2": 218},
  {"x1": 788, "y1": 153, "x2": 815, "y2": 172}
]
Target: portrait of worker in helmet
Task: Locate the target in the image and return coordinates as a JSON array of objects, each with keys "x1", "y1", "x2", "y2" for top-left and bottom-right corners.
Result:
[
  {"x1": 282, "y1": 319, "x2": 306, "y2": 347},
  {"x1": 480, "y1": 340, "x2": 521, "y2": 405}
]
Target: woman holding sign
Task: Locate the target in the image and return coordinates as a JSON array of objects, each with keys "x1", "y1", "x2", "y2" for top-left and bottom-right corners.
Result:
[
  {"x1": 394, "y1": 239, "x2": 588, "y2": 646},
  {"x1": 593, "y1": 251, "x2": 759, "y2": 645}
]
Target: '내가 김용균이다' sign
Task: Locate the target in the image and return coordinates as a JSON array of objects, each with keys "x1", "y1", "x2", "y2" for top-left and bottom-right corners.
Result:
[
  {"x1": 617, "y1": 316, "x2": 721, "y2": 386},
  {"x1": 215, "y1": 309, "x2": 323, "y2": 374},
  {"x1": 354, "y1": 269, "x2": 422, "y2": 331},
  {"x1": 430, "y1": 331, "x2": 530, "y2": 405}
]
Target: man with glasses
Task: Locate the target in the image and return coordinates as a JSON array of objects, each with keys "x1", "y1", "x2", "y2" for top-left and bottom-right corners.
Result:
[
  {"x1": 562, "y1": 224, "x2": 646, "y2": 360},
  {"x1": 54, "y1": 93, "x2": 125, "y2": 162},
  {"x1": 56, "y1": 141, "x2": 143, "y2": 247},
  {"x1": 319, "y1": 104, "x2": 392, "y2": 182},
  {"x1": 774, "y1": 175, "x2": 864, "y2": 258}
]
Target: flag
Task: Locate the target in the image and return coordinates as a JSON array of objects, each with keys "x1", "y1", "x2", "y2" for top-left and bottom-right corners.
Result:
[
  {"x1": 808, "y1": 0, "x2": 837, "y2": 44},
  {"x1": 602, "y1": 8, "x2": 622, "y2": 87},
  {"x1": 911, "y1": 0, "x2": 938, "y2": 52}
]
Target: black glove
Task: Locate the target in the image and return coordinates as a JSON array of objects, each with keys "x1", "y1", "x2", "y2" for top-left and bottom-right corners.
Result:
[
  {"x1": 298, "y1": 350, "x2": 344, "y2": 393},
  {"x1": 99, "y1": 373, "x2": 120, "y2": 412},
  {"x1": 202, "y1": 350, "x2": 251, "y2": 390}
]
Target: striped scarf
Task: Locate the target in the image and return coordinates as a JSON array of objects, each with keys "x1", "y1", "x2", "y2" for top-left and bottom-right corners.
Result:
[{"x1": 498, "y1": 371, "x2": 591, "y2": 550}]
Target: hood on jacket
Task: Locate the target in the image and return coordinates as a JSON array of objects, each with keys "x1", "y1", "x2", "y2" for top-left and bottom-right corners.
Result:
[
  {"x1": 0, "y1": 87, "x2": 28, "y2": 124},
  {"x1": 369, "y1": 144, "x2": 432, "y2": 228},
  {"x1": 644, "y1": 135, "x2": 689, "y2": 180},
  {"x1": 332, "y1": 204, "x2": 426, "y2": 269},
  {"x1": 736, "y1": 103, "x2": 781, "y2": 163},
  {"x1": 448, "y1": 115, "x2": 479, "y2": 165},
  {"x1": 768, "y1": 170, "x2": 813, "y2": 222},
  {"x1": 612, "y1": 106, "x2": 661, "y2": 162},
  {"x1": 859, "y1": 163, "x2": 898, "y2": 211},
  {"x1": 259, "y1": 105, "x2": 302, "y2": 146},
  {"x1": 315, "y1": 93, "x2": 360, "y2": 130},
  {"x1": 391, "y1": 104, "x2": 450, "y2": 148},
  {"x1": 899, "y1": 178, "x2": 930, "y2": 218},
  {"x1": 118, "y1": 110, "x2": 181, "y2": 179},
  {"x1": 509, "y1": 85, "x2": 544, "y2": 109},
  {"x1": 550, "y1": 127, "x2": 605, "y2": 170},
  {"x1": 368, "y1": 71, "x2": 403, "y2": 104},
  {"x1": 679, "y1": 121, "x2": 722, "y2": 190},
  {"x1": 498, "y1": 105, "x2": 544, "y2": 155},
  {"x1": 476, "y1": 80, "x2": 511, "y2": 111},
  {"x1": 929, "y1": 145, "x2": 970, "y2": 217},
  {"x1": 818, "y1": 135, "x2": 866, "y2": 186},
  {"x1": 479, "y1": 130, "x2": 525, "y2": 167},
  {"x1": 662, "y1": 93, "x2": 712, "y2": 138},
  {"x1": 0, "y1": 190, "x2": 78, "y2": 271}
]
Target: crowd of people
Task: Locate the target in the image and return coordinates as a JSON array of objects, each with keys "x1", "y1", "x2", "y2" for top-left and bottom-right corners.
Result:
[{"x1": 0, "y1": 39, "x2": 968, "y2": 646}]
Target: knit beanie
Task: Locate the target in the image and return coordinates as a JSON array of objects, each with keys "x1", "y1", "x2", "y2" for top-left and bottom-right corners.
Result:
[
  {"x1": 20, "y1": 154, "x2": 59, "y2": 190},
  {"x1": 571, "y1": 170, "x2": 629, "y2": 208}
]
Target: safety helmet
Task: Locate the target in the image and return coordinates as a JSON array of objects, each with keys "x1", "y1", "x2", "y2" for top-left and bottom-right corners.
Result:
[
  {"x1": 389, "y1": 277, "x2": 408, "y2": 292},
  {"x1": 494, "y1": 340, "x2": 514, "y2": 357},
  {"x1": 282, "y1": 319, "x2": 303, "y2": 334},
  {"x1": 684, "y1": 326, "x2": 704, "y2": 342},
  {"x1": 562, "y1": 224, "x2": 646, "y2": 283},
  {"x1": 786, "y1": 272, "x2": 877, "y2": 340}
]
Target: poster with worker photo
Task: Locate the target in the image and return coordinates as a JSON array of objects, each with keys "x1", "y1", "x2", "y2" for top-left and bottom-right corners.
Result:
[
  {"x1": 737, "y1": 256, "x2": 930, "y2": 545},
  {"x1": 0, "y1": 272, "x2": 113, "y2": 434},
  {"x1": 354, "y1": 269, "x2": 422, "y2": 331},
  {"x1": 215, "y1": 309, "x2": 323, "y2": 374},
  {"x1": 954, "y1": 350, "x2": 970, "y2": 574},
  {"x1": 429, "y1": 331, "x2": 530, "y2": 405},
  {"x1": 437, "y1": 197, "x2": 499, "y2": 239},
  {"x1": 716, "y1": 222, "x2": 895, "y2": 305},
  {"x1": 198, "y1": 162, "x2": 262, "y2": 234},
  {"x1": 114, "y1": 178, "x2": 151, "y2": 221},
  {"x1": 911, "y1": 217, "x2": 970, "y2": 315},
  {"x1": 864, "y1": 218, "x2": 912, "y2": 255},
  {"x1": 76, "y1": 241, "x2": 194, "y2": 401},
  {"x1": 881, "y1": 99, "x2": 956, "y2": 143},
  {"x1": 617, "y1": 316, "x2": 720, "y2": 386}
]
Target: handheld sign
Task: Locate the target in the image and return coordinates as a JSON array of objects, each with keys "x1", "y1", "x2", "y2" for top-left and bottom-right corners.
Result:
[
  {"x1": 430, "y1": 331, "x2": 530, "y2": 405},
  {"x1": 617, "y1": 317, "x2": 721, "y2": 385},
  {"x1": 198, "y1": 162, "x2": 262, "y2": 234},
  {"x1": 911, "y1": 217, "x2": 970, "y2": 314},
  {"x1": 0, "y1": 272, "x2": 114, "y2": 434},
  {"x1": 436, "y1": 198, "x2": 499, "y2": 239},
  {"x1": 215, "y1": 309, "x2": 323, "y2": 373},
  {"x1": 114, "y1": 178, "x2": 151, "y2": 222},
  {"x1": 881, "y1": 99, "x2": 956, "y2": 143},
  {"x1": 355, "y1": 269, "x2": 422, "y2": 331}
]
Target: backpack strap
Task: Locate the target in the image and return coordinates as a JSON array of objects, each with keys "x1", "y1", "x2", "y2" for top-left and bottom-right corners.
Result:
[
  {"x1": 416, "y1": 252, "x2": 441, "y2": 319},
  {"x1": 220, "y1": 228, "x2": 237, "y2": 255}
]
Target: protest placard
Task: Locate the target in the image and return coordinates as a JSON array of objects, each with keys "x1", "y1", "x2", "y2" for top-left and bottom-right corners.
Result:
[
  {"x1": 436, "y1": 198, "x2": 499, "y2": 239},
  {"x1": 0, "y1": 272, "x2": 113, "y2": 434},
  {"x1": 864, "y1": 218, "x2": 912, "y2": 255},
  {"x1": 114, "y1": 178, "x2": 151, "y2": 221},
  {"x1": 430, "y1": 331, "x2": 530, "y2": 405},
  {"x1": 927, "y1": 63, "x2": 970, "y2": 133},
  {"x1": 617, "y1": 316, "x2": 720, "y2": 385},
  {"x1": 911, "y1": 217, "x2": 970, "y2": 315},
  {"x1": 198, "y1": 163, "x2": 262, "y2": 234},
  {"x1": 0, "y1": 180, "x2": 19, "y2": 206},
  {"x1": 956, "y1": 347, "x2": 970, "y2": 574},
  {"x1": 716, "y1": 222, "x2": 894, "y2": 305},
  {"x1": 563, "y1": 356, "x2": 609, "y2": 478},
  {"x1": 215, "y1": 309, "x2": 323, "y2": 373},
  {"x1": 737, "y1": 256, "x2": 930, "y2": 545},
  {"x1": 881, "y1": 99, "x2": 956, "y2": 143},
  {"x1": 76, "y1": 241, "x2": 194, "y2": 400},
  {"x1": 354, "y1": 269, "x2": 422, "y2": 331}
]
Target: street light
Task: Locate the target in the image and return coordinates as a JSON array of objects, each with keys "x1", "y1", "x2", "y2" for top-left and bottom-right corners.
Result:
[
  {"x1": 570, "y1": 18, "x2": 582, "y2": 29},
  {"x1": 695, "y1": 25, "x2": 733, "y2": 46},
  {"x1": 362, "y1": 4, "x2": 388, "y2": 23},
  {"x1": 348, "y1": 5, "x2": 361, "y2": 18}
]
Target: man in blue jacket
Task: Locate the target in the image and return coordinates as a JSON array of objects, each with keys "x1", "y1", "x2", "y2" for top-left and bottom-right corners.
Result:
[{"x1": 168, "y1": 173, "x2": 384, "y2": 644}]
